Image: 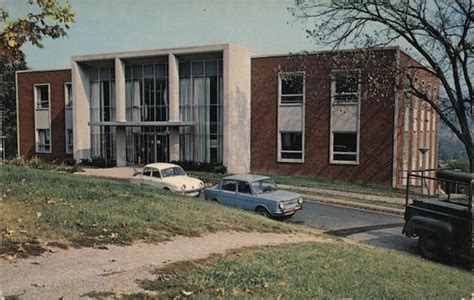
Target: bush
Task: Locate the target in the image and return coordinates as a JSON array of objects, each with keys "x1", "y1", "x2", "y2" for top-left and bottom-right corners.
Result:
[
  {"x1": 445, "y1": 159, "x2": 470, "y2": 172},
  {"x1": 63, "y1": 157, "x2": 77, "y2": 166},
  {"x1": 171, "y1": 160, "x2": 227, "y2": 174},
  {"x1": 79, "y1": 157, "x2": 117, "y2": 168},
  {"x1": 4, "y1": 156, "x2": 82, "y2": 173}
]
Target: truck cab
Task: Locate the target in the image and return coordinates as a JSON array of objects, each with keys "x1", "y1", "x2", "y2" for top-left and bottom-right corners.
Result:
[{"x1": 403, "y1": 169, "x2": 473, "y2": 268}]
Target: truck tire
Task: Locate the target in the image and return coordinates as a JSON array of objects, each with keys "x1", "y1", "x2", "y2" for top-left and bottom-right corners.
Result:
[{"x1": 418, "y1": 230, "x2": 440, "y2": 260}]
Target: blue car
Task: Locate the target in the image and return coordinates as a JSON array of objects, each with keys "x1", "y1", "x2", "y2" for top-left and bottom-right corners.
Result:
[{"x1": 204, "y1": 174, "x2": 303, "y2": 218}]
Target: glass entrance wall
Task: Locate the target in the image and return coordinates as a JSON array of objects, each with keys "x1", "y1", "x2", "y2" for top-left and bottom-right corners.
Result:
[
  {"x1": 89, "y1": 66, "x2": 116, "y2": 160},
  {"x1": 124, "y1": 62, "x2": 169, "y2": 164},
  {"x1": 179, "y1": 59, "x2": 224, "y2": 163}
]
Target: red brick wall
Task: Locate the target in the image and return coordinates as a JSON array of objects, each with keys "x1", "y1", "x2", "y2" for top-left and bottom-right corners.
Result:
[
  {"x1": 17, "y1": 69, "x2": 72, "y2": 162},
  {"x1": 250, "y1": 49, "x2": 399, "y2": 186}
]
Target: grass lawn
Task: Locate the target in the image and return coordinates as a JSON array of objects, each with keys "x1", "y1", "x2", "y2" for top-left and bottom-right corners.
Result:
[
  {"x1": 264, "y1": 173, "x2": 408, "y2": 198},
  {"x1": 0, "y1": 165, "x2": 289, "y2": 258},
  {"x1": 128, "y1": 242, "x2": 473, "y2": 299}
]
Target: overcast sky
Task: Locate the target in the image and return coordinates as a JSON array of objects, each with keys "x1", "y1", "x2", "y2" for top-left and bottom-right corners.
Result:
[{"x1": 3, "y1": 0, "x2": 322, "y2": 69}]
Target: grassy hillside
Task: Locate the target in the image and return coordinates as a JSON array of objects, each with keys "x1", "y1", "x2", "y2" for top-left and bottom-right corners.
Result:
[{"x1": 0, "y1": 165, "x2": 288, "y2": 258}]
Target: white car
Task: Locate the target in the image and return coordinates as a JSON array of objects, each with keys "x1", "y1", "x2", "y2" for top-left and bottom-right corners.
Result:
[{"x1": 130, "y1": 163, "x2": 204, "y2": 197}]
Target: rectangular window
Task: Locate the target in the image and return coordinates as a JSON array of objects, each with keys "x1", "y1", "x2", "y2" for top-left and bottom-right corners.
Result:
[
  {"x1": 332, "y1": 72, "x2": 359, "y2": 105},
  {"x1": 66, "y1": 129, "x2": 73, "y2": 154},
  {"x1": 332, "y1": 132, "x2": 358, "y2": 163},
  {"x1": 65, "y1": 83, "x2": 72, "y2": 108},
  {"x1": 280, "y1": 131, "x2": 303, "y2": 161},
  {"x1": 37, "y1": 129, "x2": 51, "y2": 153},
  {"x1": 35, "y1": 84, "x2": 49, "y2": 109},
  {"x1": 279, "y1": 72, "x2": 304, "y2": 104}
]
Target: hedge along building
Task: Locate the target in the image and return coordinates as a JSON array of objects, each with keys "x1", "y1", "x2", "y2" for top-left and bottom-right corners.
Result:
[{"x1": 16, "y1": 44, "x2": 439, "y2": 187}]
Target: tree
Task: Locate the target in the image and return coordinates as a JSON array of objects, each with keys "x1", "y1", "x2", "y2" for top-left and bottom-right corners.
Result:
[
  {"x1": 0, "y1": 59, "x2": 27, "y2": 158},
  {"x1": 291, "y1": 0, "x2": 473, "y2": 172},
  {"x1": 0, "y1": 0, "x2": 74, "y2": 157},
  {"x1": 1, "y1": 0, "x2": 75, "y2": 62}
]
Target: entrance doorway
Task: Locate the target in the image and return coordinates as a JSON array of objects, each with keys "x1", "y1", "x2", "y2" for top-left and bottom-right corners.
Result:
[{"x1": 126, "y1": 127, "x2": 169, "y2": 165}]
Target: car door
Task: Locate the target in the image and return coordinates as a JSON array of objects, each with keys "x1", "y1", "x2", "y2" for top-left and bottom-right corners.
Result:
[
  {"x1": 149, "y1": 168, "x2": 165, "y2": 188},
  {"x1": 141, "y1": 167, "x2": 154, "y2": 186},
  {"x1": 219, "y1": 180, "x2": 237, "y2": 206},
  {"x1": 235, "y1": 181, "x2": 255, "y2": 211}
]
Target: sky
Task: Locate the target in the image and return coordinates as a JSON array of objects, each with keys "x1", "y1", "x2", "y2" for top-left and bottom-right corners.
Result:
[{"x1": 3, "y1": 0, "x2": 321, "y2": 70}]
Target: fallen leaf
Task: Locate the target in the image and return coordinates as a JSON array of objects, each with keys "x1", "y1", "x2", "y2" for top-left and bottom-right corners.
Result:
[
  {"x1": 31, "y1": 261, "x2": 41, "y2": 265},
  {"x1": 3, "y1": 228, "x2": 14, "y2": 237},
  {"x1": 232, "y1": 288, "x2": 240, "y2": 295},
  {"x1": 262, "y1": 282, "x2": 269, "y2": 288},
  {"x1": 110, "y1": 232, "x2": 118, "y2": 238},
  {"x1": 3, "y1": 254, "x2": 16, "y2": 263},
  {"x1": 181, "y1": 290, "x2": 193, "y2": 296},
  {"x1": 31, "y1": 283, "x2": 46, "y2": 288},
  {"x1": 36, "y1": 212, "x2": 42, "y2": 218}
]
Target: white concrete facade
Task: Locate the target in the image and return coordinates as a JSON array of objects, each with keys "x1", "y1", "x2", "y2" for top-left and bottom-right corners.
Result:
[{"x1": 71, "y1": 44, "x2": 254, "y2": 173}]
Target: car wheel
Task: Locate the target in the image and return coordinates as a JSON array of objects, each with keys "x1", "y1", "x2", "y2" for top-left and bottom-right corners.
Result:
[
  {"x1": 212, "y1": 198, "x2": 220, "y2": 204},
  {"x1": 255, "y1": 206, "x2": 270, "y2": 218},
  {"x1": 418, "y1": 231, "x2": 440, "y2": 260}
]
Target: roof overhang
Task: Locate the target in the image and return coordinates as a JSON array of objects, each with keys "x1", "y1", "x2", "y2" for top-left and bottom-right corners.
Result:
[{"x1": 88, "y1": 121, "x2": 194, "y2": 127}]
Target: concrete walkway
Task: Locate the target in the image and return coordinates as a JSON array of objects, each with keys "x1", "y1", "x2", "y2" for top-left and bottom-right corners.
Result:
[{"x1": 76, "y1": 167, "x2": 138, "y2": 180}]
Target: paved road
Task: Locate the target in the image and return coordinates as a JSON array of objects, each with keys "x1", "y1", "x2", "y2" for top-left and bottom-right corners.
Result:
[{"x1": 285, "y1": 201, "x2": 418, "y2": 255}]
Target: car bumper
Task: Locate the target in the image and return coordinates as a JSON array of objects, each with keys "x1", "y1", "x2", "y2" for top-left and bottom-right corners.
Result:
[{"x1": 274, "y1": 204, "x2": 302, "y2": 216}]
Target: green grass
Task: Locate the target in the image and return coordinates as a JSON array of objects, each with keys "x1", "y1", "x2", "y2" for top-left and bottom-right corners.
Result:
[
  {"x1": 264, "y1": 173, "x2": 407, "y2": 198},
  {"x1": 0, "y1": 165, "x2": 289, "y2": 257},
  {"x1": 128, "y1": 242, "x2": 473, "y2": 299}
]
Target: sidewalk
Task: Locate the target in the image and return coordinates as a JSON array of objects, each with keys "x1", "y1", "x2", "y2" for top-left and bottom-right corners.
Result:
[{"x1": 279, "y1": 184, "x2": 405, "y2": 215}]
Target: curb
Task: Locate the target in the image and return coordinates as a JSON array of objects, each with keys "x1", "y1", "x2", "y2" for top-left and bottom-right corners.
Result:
[{"x1": 301, "y1": 194, "x2": 404, "y2": 216}]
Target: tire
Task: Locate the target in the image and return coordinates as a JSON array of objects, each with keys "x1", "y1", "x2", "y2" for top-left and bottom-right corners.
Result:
[
  {"x1": 255, "y1": 206, "x2": 270, "y2": 218},
  {"x1": 418, "y1": 231, "x2": 440, "y2": 260},
  {"x1": 212, "y1": 198, "x2": 220, "y2": 204}
]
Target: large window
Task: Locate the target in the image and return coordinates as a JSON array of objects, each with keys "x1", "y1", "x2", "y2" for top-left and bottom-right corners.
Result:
[
  {"x1": 66, "y1": 129, "x2": 73, "y2": 154},
  {"x1": 332, "y1": 132, "x2": 358, "y2": 163},
  {"x1": 332, "y1": 72, "x2": 359, "y2": 105},
  {"x1": 35, "y1": 84, "x2": 49, "y2": 109},
  {"x1": 179, "y1": 59, "x2": 223, "y2": 163},
  {"x1": 279, "y1": 72, "x2": 304, "y2": 104},
  {"x1": 90, "y1": 66, "x2": 116, "y2": 160},
  {"x1": 280, "y1": 131, "x2": 303, "y2": 161},
  {"x1": 36, "y1": 129, "x2": 51, "y2": 153},
  {"x1": 65, "y1": 83, "x2": 73, "y2": 108}
]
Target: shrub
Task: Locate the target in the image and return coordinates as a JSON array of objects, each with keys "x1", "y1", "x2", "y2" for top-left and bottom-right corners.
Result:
[
  {"x1": 171, "y1": 160, "x2": 227, "y2": 174},
  {"x1": 79, "y1": 157, "x2": 117, "y2": 168},
  {"x1": 63, "y1": 157, "x2": 77, "y2": 166},
  {"x1": 4, "y1": 156, "x2": 82, "y2": 173}
]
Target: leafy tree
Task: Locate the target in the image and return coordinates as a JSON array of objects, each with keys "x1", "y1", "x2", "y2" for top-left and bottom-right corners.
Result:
[
  {"x1": 291, "y1": 0, "x2": 473, "y2": 172},
  {"x1": 1, "y1": 0, "x2": 75, "y2": 62},
  {"x1": 0, "y1": 59, "x2": 27, "y2": 158}
]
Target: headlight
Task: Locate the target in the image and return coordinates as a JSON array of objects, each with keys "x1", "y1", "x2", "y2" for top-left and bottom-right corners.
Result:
[
  {"x1": 181, "y1": 184, "x2": 186, "y2": 191},
  {"x1": 278, "y1": 202, "x2": 285, "y2": 210},
  {"x1": 298, "y1": 197, "x2": 303, "y2": 204}
]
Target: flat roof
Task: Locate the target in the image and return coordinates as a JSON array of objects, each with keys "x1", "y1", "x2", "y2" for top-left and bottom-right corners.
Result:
[{"x1": 222, "y1": 174, "x2": 270, "y2": 182}]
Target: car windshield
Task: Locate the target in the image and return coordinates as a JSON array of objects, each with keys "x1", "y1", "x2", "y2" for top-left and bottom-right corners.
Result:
[
  {"x1": 251, "y1": 178, "x2": 277, "y2": 194},
  {"x1": 161, "y1": 167, "x2": 186, "y2": 178}
]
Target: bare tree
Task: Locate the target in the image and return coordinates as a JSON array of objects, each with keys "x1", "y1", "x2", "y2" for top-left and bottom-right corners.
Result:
[{"x1": 290, "y1": 0, "x2": 473, "y2": 172}]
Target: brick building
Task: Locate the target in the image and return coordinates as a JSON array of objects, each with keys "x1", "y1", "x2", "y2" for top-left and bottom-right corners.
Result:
[{"x1": 16, "y1": 44, "x2": 439, "y2": 187}]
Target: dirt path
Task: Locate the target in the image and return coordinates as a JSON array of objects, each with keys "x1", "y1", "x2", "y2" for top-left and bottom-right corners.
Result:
[{"x1": 0, "y1": 231, "x2": 322, "y2": 299}]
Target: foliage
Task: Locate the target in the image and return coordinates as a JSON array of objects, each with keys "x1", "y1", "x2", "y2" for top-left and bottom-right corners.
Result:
[
  {"x1": 0, "y1": 59, "x2": 27, "y2": 158},
  {"x1": 4, "y1": 156, "x2": 82, "y2": 173},
  {"x1": 79, "y1": 156, "x2": 117, "y2": 168},
  {"x1": 0, "y1": 0, "x2": 75, "y2": 62},
  {"x1": 172, "y1": 160, "x2": 227, "y2": 174},
  {"x1": 291, "y1": 0, "x2": 473, "y2": 172},
  {"x1": 187, "y1": 171, "x2": 224, "y2": 186},
  {"x1": 445, "y1": 159, "x2": 470, "y2": 172},
  {"x1": 130, "y1": 242, "x2": 473, "y2": 299},
  {"x1": 0, "y1": 165, "x2": 288, "y2": 258}
]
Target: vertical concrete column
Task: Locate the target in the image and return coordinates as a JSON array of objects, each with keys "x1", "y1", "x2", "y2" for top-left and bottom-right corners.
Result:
[
  {"x1": 71, "y1": 61, "x2": 91, "y2": 161},
  {"x1": 168, "y1": 53, "x2": 180, "y2": 162},
  {"x1": 115, "y1": 57, "x2": 127, "y2": 166},
  {"x1": 115, "y1": 57, "x2": 126, "y2": 122}
]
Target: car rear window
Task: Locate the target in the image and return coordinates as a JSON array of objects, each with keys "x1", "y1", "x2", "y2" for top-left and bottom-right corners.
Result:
[{"x1": 221, "y1": 180, "x2": 236, "y2": 192}]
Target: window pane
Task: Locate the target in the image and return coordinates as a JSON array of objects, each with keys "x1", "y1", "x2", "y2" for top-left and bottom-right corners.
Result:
[
  {"x1": 192, "y1": 61, "x2": 204, "y2": 76},
  {"x1": 334, "y1": 153, "x2": 357, "y2": 161},
  {"x1": 144, "y1": 64, "x2": 154, "y2": 79},
  {"x1": 179, "y1": 62, "x2": 190, "y2": 77},
  {"x1": 155, "y1": 63, "x2": 167, "y2": 77},
  {"x1": 222, "y1": 180, "x2": 236, "y2": 192},
  {"x1": 205, "y1": 61, "x2": 218, "y2": 76},
  {"x1": 281, "y1": 132, "x2": 302, "y2": 151},
  {"x1": 238, "y1": 181, "x2": 252, "y2": 194},
  {"x1": 99, "y1": 67, "x2": 110, "y2": 81},
  {"x1": 335, "y1": 73, "x2": 358, "y2": 94},
  {"x1": 143, "y1": 168, "x2": 152, "y2": 176},
  {"x1": 281, "y1": 152, "x2": 302, "y2": 159},
  {"x1": 133, "y1": 65, "x2": 143, "y2": 79},
  {"x1": 333, "y1": 132, "x2": 357, "y2": 153},
  {"x1": 281, "y1": 74, "x2": 303, "y2": 95}
]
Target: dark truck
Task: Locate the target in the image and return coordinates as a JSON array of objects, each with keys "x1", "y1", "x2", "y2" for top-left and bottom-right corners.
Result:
[{"x1": 403, "y1": 169, "x2": 473, "y2": 267}]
